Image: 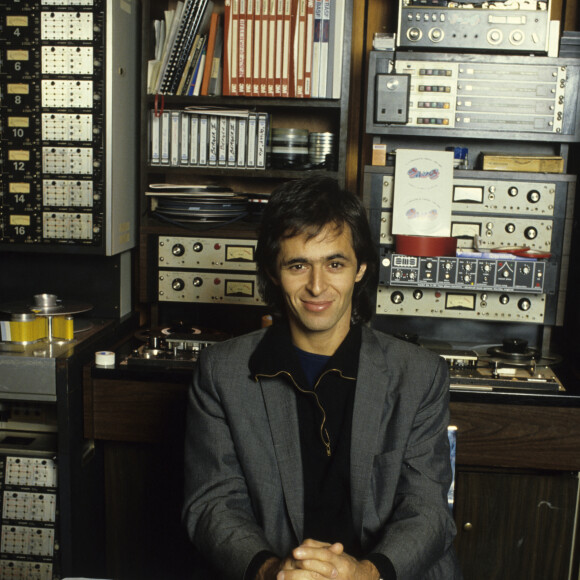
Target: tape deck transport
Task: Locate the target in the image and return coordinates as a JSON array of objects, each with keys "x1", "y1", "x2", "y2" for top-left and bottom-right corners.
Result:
[
  {"x1": 436, "y1": 337, "x2": 564, "y2": 393},
  {"x1": 120, "y1": 325, "x2": 230, "y2": 369}
]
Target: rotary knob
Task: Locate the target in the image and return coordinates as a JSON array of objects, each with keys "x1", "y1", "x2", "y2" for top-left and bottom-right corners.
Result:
[
  {"x1": 193, "y1": 242, "x2": 203, "y2": 252},
  {"x1": 527, "y1": 190, "x2": 541, "y2": 204},
  {"x1": 172, "y1": 278, "x2": 185, "y2": 291},
  {"x1": 429, "y1": 28, "x2": 444, "y2": 42},
  {"x1": 487, "y1": 29, "x2": 503, "y2": 44},
  {"x1": 172, "y1": 244, "x2": 185, "y2": 256},
  {"x1": 407, "y1": 27, "x2": 422, "y2": 41},
  {"x1": 524, "y1": 227, "x2": 538, "y2": 240},
  {"x1": 510, "y1": 29, "x2": 524, "y2": 45},
  {"x1": 391, "y1": 291, "x2": 404, "y2": 305},
  {"x1": 193, "y1": 277, "x2": 203, "y2": 287},
  {"x1": 518, "y1": 298, "x2": 532, "y2": 312}
]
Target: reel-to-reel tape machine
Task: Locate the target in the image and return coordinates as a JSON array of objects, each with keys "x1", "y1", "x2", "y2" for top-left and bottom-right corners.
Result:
[
  {"x1": 117, "y1": 324, "x2": 230, "y2": 370},
  {"x1": 436, "y1": 336, "x2": 564, "y2": 392}
]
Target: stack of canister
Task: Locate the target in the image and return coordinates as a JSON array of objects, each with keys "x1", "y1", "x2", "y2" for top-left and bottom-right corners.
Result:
[
  {"x1": 308, "y1": 132, "x2": 335, "y2": 168},
  {"x1": 270, "y1": 128, "x2": 309, "y2": 168}
]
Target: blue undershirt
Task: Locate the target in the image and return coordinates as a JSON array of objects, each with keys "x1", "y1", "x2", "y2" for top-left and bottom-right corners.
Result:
[{"x1": 294, "y1": 346, "x2": 330, "y2": 387}]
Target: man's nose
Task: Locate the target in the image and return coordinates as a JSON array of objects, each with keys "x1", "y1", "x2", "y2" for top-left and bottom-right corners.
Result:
[{"x1": 306, "y1": 266, "x2": 326, "y2": 295}]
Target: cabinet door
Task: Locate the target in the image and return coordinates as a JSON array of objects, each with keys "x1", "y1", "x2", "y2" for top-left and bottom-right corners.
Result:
[{"x1": 453, "y1": 468, "x2": 578, "y2": 580}]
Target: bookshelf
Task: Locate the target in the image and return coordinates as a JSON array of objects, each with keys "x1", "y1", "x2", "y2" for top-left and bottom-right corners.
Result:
[{"x1": 137, "y1": 0, "x2": 355, "y2": 314}]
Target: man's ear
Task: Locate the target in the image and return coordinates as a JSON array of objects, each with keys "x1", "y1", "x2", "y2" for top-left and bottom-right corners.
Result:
[{"x1": 355, "y1": 262, "x2": 367, "y2": 283}]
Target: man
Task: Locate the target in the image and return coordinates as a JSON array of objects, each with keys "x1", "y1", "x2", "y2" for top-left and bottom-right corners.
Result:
[{"x1": 183, "y1": 177, "x2": 462, "y2": 580}]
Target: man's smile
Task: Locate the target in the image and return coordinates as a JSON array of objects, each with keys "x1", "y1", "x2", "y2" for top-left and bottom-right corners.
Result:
[{"x1": 301, "y1": 299, "x2": 333, "y2": 312}]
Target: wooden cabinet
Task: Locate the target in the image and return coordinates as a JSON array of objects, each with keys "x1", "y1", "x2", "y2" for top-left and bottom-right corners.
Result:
[
  {"x1": 450, "y1": 399, "x2": 580, "y2": 579},
  {"x1": 454, "y1": 468, "x2": 578, "y2": 580},
  {"x1": 83, "y1": 365, "x2": 203, "y2": 580},
  {"x1": 84, "y1": 356, "x2": 580, "y2": 580}
]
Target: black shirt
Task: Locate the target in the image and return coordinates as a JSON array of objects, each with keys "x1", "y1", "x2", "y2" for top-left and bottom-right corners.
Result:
[
  {"x1": 246, "y1": 323, "x2": 396, "y2": 580},
  {"x1": 294, "y1": 327, "x2": 361, "y2": 556}
]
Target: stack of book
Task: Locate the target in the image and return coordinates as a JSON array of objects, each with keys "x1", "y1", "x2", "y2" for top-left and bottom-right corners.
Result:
[
  {"x1": 148, "y1": 0, "x2": 346, "y2": 98},
  {"x1": 149, "y1": 107, "x2": 269, "y2": 169},
  {"x1": 149, "y1": 0, "x2": 223, "y2": 96},
  {"x1": 224, "y1": 0, "x2": 347, "y2": 98}
]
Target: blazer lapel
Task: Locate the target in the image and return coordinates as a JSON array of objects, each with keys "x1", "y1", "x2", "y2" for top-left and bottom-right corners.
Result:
[
  {"x1": 260, "y1": 378, "x2": 304, "y2": 542},
  {"x1": 350, "y1": 329, "x2": 391, "y2": 535}
]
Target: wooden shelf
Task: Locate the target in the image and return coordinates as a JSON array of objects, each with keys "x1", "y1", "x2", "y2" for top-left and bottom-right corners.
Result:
[
  {"x1": 147, "y1": 94, "x2": 343, "y2": 109},
  {"x1": 145, "y1": 165, "x2": 339, "y2": 179}
]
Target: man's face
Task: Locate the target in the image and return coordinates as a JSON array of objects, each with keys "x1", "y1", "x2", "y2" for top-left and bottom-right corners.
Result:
[{"x1": 273, "y1": 223, "x2": 367, "y2": 355}]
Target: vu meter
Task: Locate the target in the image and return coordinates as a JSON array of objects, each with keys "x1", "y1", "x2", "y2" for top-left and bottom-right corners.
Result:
[
  {"x1": 225, "y1": 279, "x2": 255, "y2": 298},
  {"x1": 226, "y1": 244, "x2": 255, "y2": 263}
]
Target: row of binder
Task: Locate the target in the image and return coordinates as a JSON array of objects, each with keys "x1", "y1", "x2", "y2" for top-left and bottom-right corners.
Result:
[
  {"x1": 149, "y1": 108, "x2": 269, "y2": 169},
  {"x1": 152, "y1": 0, "x2": 215, "y2": 95},
  {"x1": 149, "y1": 0, "x2": 346, "y2": 98}
]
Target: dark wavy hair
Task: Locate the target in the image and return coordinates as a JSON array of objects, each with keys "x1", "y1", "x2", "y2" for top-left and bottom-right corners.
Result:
[{"x1": 256, "y1": 176, "x2": 378, "y2": 324}]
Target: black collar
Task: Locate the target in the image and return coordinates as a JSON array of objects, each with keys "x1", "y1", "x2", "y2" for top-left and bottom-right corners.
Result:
[{"x1": 249, "y1": 323, "x2": 362, "y2": 384}]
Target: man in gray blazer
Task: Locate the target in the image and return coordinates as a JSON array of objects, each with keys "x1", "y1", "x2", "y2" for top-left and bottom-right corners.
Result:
[{"x1": 183, "y1": 177, "x2": 462, "y2": 580}]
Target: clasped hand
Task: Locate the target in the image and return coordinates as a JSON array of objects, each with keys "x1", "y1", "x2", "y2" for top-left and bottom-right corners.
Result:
[{"x1": 277, "y1": 539, "x2": 379, "y2": 580}]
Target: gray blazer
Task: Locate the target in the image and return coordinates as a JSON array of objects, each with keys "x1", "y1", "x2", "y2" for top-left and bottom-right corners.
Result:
[{"x1": 183, "y1": 326, "x2": 462, "y2": 580}]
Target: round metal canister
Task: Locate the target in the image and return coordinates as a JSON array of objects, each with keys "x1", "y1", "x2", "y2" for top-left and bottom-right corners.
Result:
[
  {"x1": 271, "y1": 128, "x2": 309, "y2": 168},
  {"x1": 309, "y1": 132, "x2": 335, "y2": 167}
]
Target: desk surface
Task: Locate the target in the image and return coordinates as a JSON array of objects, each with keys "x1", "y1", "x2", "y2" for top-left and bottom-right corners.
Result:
[{"x1": 86, "y1": 356, "x2": 580, "y2": 472}]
